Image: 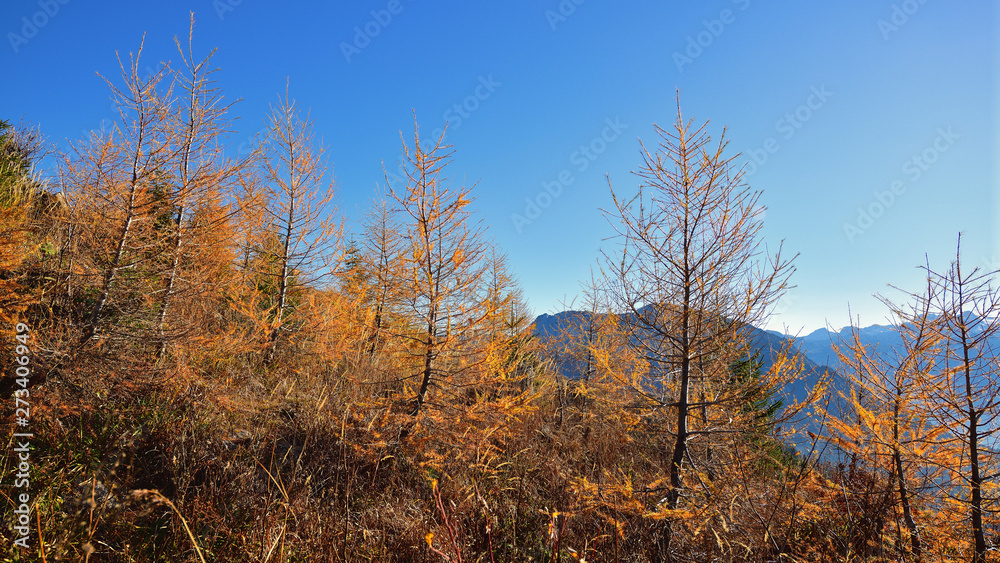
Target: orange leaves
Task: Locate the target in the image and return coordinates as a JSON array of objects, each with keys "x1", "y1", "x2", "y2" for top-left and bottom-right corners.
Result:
[
  {"x1": 0, "y1": 189, "x2": 30, "y2": 333},
  {"x1": 229, "y1": 89, "x2": 342, "y2": 363},
  {"x1": 594, "y1": 101, "x2": 802, "y2": 551},
  {"x1": 810, "y1": 239, "x2": 1000, "y2": 561},
  {"x1": 642, "y1": 505, "x2": 696, "y2": 522},
  {"x1": 381, "y1": 117, "x2": 523, "y2": 424}
]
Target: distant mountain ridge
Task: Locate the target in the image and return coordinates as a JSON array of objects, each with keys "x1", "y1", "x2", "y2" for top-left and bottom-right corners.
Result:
[
  {"x1": 532, "y1": 311, "x2": 894, "y2": 455},
  {"x1": 784, "y1": 324, "x2": 904, "y2": 372},
  {"x1": 538, "y1": 311, "x2": 1000, "y2": 385},
  {"x1": 532, "y1": 311, "x2": 833, "y2": 404}
]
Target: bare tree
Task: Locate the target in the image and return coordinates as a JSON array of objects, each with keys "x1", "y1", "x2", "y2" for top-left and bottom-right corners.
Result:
[
  {"x1": 907, "y1": 235, "x2": 1000, "y2": 563},
  {"x1": 601, "y1": 99, "x2": 796, "y2": 559}
]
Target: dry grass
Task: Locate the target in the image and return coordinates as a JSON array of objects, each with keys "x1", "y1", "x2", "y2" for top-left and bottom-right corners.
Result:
[{"x1": 0, "y1": 332, "x2": 969, "y2": 563}]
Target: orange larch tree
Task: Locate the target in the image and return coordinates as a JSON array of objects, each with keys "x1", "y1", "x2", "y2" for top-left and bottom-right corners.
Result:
[
  {"x1": 601, "y1": 100, "x2": 798, "y2": 559},
  {"x1": 360, "y1": 197, "x2": 407, "y2": 359},
  {"x1": 821, "y1": 295, "x2": 947, "y2": 559},
  {"x1": 478, "y1": 246, "x2": 534, "y2": 393},
  {"x1": 62, "y1": 40, "x2": 173, "y2": 347},
  {"x1": 0, "y1": 121, "x2": 42, "y2": 341},
  {"x1": 386, "y1": 120, "x2": 494, "y2": 422},
  {"x1": 242, "y1": 87, "x2": 341, "y2": 360},
  {"x1": 153, "y1": 20, "x2": 244, "y2": 360},
  {"x1": 911, "y1": 237, "x2": 1000, "y2": 563}
]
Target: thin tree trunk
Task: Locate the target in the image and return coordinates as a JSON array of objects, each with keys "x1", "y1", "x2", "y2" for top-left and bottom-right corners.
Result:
[
  {"x1": 155, "y1": 207, "x2": 183, "y2": 359},
  {"x1": 666, "y1": 178, "x2": 693, "y2": 512},
  {"x1": 267, "y1": 186, "x2": 295, "y2": 360},
  {"x1": 964, "y1": 353, "x2": 987, "y2": 563},
  {"x1": 156, "y1": 81, "x2": 198, "y2": 360},
  {"x1": 891, "y1": 392, "x2": 921, "y2": 560},
  {"x1": 412, "y1": 310, "x2": 436, "y2": 417},
  {"x1": 80, "y1": 72, "x2": 164, "y2": 347},
  {"x1": 368, "y1": 303, "x2": 383, "y2": 357},
  {"x1": 668, "y1": 354, "x2": 690, "y2": 509},
  {"x1": 954, "y1": 264, "x2": 987, "y2": 563},
  {"x1": 81, "y1": 185, "x2": 138, "y2": 345}
]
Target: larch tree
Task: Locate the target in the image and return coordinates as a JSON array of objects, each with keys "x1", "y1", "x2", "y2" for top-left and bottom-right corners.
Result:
[
  {"x1": 479, "y1": 246, "x2": 533, "y2": 391},
  {"x1": 387, "y1": 121, "x2": 494, "y2": 421},
  {"x1": 821, "y1": 294, "x2": 946, "y2": 560},
  {"x1": 360, "y1": 197, "x2": 406, "y2": 359},
  {"x1": 153, "y1": 19, "x2": 243, "y2": 360},
  {"x1": 0, "y1": 121, "x2": 43, "y2": 334},
  {"x1": 64, "y1": 40, "x2": 173, "y2": 347},
  {"x1": 907, "y1": 236, "x2": 1000, "y2": 563},
  {"x1": 601, "y1": 100, "x2": 796, "y2": 559},
  {"x1": 551, "y1": 270, "x2": 613, "y2": 385},
  {"x1": 246, "y1": 87, "x2": 340, "y2": 360}
]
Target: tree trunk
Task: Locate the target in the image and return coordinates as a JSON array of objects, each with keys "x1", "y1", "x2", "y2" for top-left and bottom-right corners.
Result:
[
  {"x1": 667, "y1": 355, "x2": 690, "y2": 510},
  {"x1": 958, "y1": 315, "x2": 987, "y2": 563},
  {"x1": 267, "y1": 191, "x2": 295, "y2": 361},
  {"x1": 412, "y1": 309, "x2": 437, "y2": 417},
  {"x1": 155, "y1": 207, "x2": 183, "y2": 360},
  {"x1": 966, "y1": 372, "x2": 986, "y2": 563},
  {"x1": 80, "y1": 190, "x2": 137, "y2": 345},
  {"x1": 893, "y1": 444, "x2": 921, "y2": 559}
]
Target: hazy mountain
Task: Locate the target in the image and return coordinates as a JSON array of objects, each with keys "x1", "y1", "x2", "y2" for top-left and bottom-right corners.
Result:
[
  {"x1": 534, "y1": 309, "x2": 1000, "y2": 465},
  {"x1": 787, "y1": 314, "x2": 997, "y2": 370},
  {"x1": 538, "y1": 311, "x2": 1000, "y2": 408},
  {"x1": 533, "y1": 310, "x2": 835, "y2": 455},
  {"x1": 788, "y1": 324, "x2": 904, "y2": 371},
  {"x1": 533, "y1": 310, "x2": 833, "y2": 405}
]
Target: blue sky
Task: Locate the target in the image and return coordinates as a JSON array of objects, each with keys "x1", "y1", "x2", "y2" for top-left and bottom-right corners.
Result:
[{"x1": 2, "y1": 0, "x2": 996, "y2": 333}]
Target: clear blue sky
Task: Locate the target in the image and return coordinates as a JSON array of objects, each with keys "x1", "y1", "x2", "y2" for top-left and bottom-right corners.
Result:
[{"x1": 2, "y1": 0, "x2": 996, "y2": 333}]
